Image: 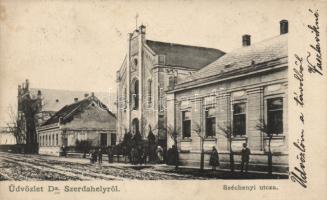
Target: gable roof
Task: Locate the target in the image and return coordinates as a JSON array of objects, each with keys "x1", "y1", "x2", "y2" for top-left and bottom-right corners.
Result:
[
  {"x1": 41, "y1": 96, "x2": 115, "y2": 126},
  {"x1": 145, "y1": 40, "x2": 225, "y2": 70},
  {"x1": 175, "y1": 34, "x2": 288, "y2": 89},
  {"x1": 29, "y1": 88, "x2": 116, "y2": 114}
]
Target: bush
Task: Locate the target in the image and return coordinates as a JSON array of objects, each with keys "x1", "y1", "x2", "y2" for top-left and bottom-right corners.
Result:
[{"x1": 75, "y1": 139, "x2": 92, "y2": 157}]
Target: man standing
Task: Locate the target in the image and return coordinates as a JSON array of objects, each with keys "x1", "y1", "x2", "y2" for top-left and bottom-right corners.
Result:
[
  {"x1": 209, "y1": 146, "x2": 219, "y2": 170},
  {"x1": 241, "y1": 143, "x2": 251, "y2": 173},
  {"x1": 98, "y1": 148, "x2": 102, "y2": 164}
]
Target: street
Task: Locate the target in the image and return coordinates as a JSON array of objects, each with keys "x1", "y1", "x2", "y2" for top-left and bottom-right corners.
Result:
[
  {"x1": 0, "y1": 152, "x2": 288, "y2": 181},
  {"x1": 0, "y1": 152, "x2": 200, "y2": 181}
]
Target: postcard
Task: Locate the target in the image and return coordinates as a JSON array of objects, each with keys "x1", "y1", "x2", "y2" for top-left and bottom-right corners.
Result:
[{"x1": 0, "y1": 0, "x2": 326, "y2": 199}]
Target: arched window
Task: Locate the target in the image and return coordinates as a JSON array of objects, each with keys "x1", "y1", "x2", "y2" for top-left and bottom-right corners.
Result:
[
  {"x1": 147, "y1": 79, "x2": 152, "y2": 104},
  {"x1": 132, "y1": 79, "x2": 139, "y2": 110}
]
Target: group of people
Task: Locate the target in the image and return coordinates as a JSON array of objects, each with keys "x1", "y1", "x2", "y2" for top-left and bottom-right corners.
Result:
[
  {"x1": 209, "y1": 143, "x2": 251, "y2": 173},
  {"x1": 90, "y1": 148, "x2": 103, "y2": 164}
]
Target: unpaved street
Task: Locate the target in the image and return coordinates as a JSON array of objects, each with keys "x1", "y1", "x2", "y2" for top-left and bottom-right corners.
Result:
[{"x1": 0, "y1": 152, "x2": 198, "y2": 181}]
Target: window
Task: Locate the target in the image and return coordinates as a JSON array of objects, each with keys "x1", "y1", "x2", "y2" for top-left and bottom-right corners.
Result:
[
  {"x1": 233, "y1": 103, "x2": 246, "y2": 136},
  {"x1": 147, "y1": 79, "x2": 152, "y2": 104},
  {"x1": 158, "y1": 55, "x2": 165, "y2": 64},
  {"x1": 205, "y1": 108, "x2": 216, "y2": 137},
  {"x1": 182, "y1": 111, "x2": 191, "y2": 138},
  {"x1": 267, "y1": 98, "x2": 283, "y2": 135},
  {"x1": 111, "y1": 134, "x2": 117, "y2": 146},
  {"x1": 132, "y1": 80, "x2": 139, "y2": 110},
  {"x1": 52, "y1": 134, "x2": 54, "y2": 146},
  {"x1": 100, "y1": 133, "x2": 108, "y2": 147},
  {"x1": 56, "y1": 134, "x2": 58, "y2": 146}
]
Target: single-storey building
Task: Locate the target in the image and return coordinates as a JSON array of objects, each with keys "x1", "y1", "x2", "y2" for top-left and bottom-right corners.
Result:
[
  {"x1": 37, "y1": 94, "x2": 117, "y2": 156},
  {"x1": 166, "y1": 20, "x2": 289, "y2": 172}
]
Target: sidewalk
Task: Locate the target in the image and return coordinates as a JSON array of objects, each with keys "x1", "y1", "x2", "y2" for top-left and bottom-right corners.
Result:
[
  {"x1": 150, "y1": 165, "x2": 288, "y2": 179},
  {"x1": 38, "y1": 154, "x2": 289, "y2": 179}
]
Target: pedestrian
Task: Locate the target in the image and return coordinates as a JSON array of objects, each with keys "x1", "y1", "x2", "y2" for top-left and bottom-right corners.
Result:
[
  {"x1": 131, "y1": 147, "x2": 138, "y2": 165},
  {"x1": 108, "y1": 146, "x2": 113, "y2": 163},
  {"x1": 156, "y1": 145, "x2": 164, "y2": 164},
  {"x1": 98, "y1": 148, "x2": 102, "y2": 164},
  {"x1": 241, "y1": 143, "x2": 251, "y2": 173},
  {"x1": 141, "y1": 146, "x2": 147, "y2": 165},
  {"x1": 209, "y1": 146, "x2": 220, "y2": 170},
  {"x1": 94, "y1": 148, "x2": 98, "y2": 163},
  {"x1": 90, "y1": 150, "x2": 94, "y2": 163},
  {"x1": 62, "y1": 145, "x2": 67, "y2": 157}
]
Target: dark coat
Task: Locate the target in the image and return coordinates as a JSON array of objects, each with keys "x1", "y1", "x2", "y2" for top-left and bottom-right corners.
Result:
[
  {"x1": 209, "y1": 149, "x2": 220, "y2": 166},
  {"x1": 241, "y1": 147, "x2": 251, "y2": 162}
]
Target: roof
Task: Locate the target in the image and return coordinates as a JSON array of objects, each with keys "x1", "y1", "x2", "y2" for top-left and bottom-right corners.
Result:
[
  {"x1": 176, "y1": 34, "x2": 288, "y2": 88},
  {"x1": 29, "y1": 88, "x2": 116, "y2": 114},
  {"x1": 145, "y1": 40, "x2": 225, "y2": 70},
  {"x1": 41, "y1": 96, "x2": 115, "y2": 126}
]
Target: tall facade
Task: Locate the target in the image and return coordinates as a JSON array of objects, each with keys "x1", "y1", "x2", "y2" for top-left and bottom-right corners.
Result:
[
  {"x1": 166, "y1": 20, "x2": 289, "y2": 172},
  {"x1": 116, "y1": 25, "x2": 225, "y2": 148}
]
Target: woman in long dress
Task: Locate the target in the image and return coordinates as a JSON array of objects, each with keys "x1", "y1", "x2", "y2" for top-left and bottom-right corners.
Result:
[{"x1": 209, "y1": 146, "x2": 220, "y2": 170}]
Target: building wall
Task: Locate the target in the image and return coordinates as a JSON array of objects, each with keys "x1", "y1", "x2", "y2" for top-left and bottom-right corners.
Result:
[
  {"x1": 0, "y1": 133, "x2": 17, "y2": 145},
  {"x1": 38, "y1": 128, "x2": 62, "y2": 156},
  {"x1": 37, "y1": 100, "x2": 117, "y2": 156},
  {"x1": 171, "y1": 67, "x2": 288, "y2": 170},
  {"x1": 38, "y1": 128, "x2": 116, "y2": 156}
]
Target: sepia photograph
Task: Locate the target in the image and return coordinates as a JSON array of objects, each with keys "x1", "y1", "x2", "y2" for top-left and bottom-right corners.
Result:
[{"x1": 0, "y1": 0, "x2": 326, "y2": 199}]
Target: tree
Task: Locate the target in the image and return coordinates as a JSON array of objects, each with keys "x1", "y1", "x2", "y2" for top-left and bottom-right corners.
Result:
[
  {"x1": 147, "y1": 125, "x2": 156, "y2": 163},
  {"x1": 7, "y1": 105, "x2": 26, "y2": 146},
  {"x1": 256, "y1": 119, "x2": 273, "y2": 175},
  {"x1": 217, "y1": 122, "x2": 235, "y2": 172},
  {"x1": 75, "y1": 139, "x2": 92, "y2": 158},
  {"x1": 19, "y1": 95, "x2": 40, "y2": 153},
  {"x1": 121, "y1": 129, "x2": 133, "y2": 162},
  {"x1": 193, "y1": 122, "x2": 205, "y2": 171}
]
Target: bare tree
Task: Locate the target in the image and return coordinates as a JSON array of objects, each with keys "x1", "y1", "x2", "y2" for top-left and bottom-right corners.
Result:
[
  {"x1": 193, "y1": 122, "x2": 206, "y2": 171},
  {"x1": 7, "y1": 105, "x2": 26, "y2": 145},
  {"x1": 256, "y1": 119, "x2": 273, "y2": 175},
  {"x1": 217, "y1": 122, "x2": 235, "y2": 172}
]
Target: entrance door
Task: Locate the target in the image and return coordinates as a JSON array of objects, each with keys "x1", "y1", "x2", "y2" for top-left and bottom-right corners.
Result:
[{"x1": 100, "y1": 133, "x2": 107, "y2": 147}]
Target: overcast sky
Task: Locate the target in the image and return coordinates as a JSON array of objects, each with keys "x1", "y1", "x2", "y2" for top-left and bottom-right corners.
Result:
[{"x1": 0, "y1": 0, "x2": 292, "y2": 125}]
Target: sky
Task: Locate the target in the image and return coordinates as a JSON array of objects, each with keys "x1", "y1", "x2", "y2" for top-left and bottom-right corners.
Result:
[{"x1": 0, "y1": 0, "x2": 292, "y2": 125}]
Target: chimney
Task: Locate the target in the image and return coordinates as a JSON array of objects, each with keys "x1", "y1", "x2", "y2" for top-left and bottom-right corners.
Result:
[
  {"x1": 242, "y1": 34, "x2": 251, "y2": 46},
  {"x1": 74, "y1": 98, "x2": 78, "y2": 102},
  {"x1": 84, "y1": 93, "x2": 89, "y2": 98},
  {"x1": 280, "y1": 19, "x2": 288, "y2": 34},
  {"x1": 91, "y1": 92, "x2": 94, "y2": 97}
]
